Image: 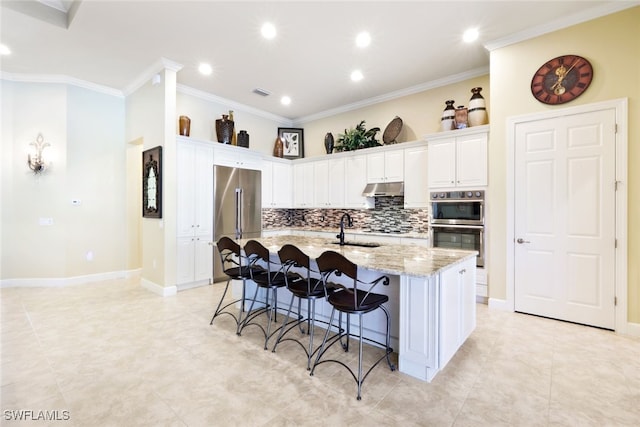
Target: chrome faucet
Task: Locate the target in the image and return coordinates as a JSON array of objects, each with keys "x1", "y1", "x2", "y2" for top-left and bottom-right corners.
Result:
[{"x1": 337, "y1": 213, "x2": 353, "y2": 246}]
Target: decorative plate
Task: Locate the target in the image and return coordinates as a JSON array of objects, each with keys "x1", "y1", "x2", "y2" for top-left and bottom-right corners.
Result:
[{"x1": 383, "y1": 116, "x2": 403, "y2": 144}]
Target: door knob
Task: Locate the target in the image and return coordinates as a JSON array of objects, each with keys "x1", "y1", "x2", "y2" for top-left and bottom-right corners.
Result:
[{"x1": 516, "y1": 238, "x2": 530, "y2": 244}]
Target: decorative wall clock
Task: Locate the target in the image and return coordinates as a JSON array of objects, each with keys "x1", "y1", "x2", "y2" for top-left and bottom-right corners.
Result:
[{"x1": 530, "y1": 54, "x2": 593, "y2": 105}]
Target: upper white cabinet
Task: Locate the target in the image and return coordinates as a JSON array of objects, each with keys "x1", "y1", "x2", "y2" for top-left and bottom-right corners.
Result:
[
  {"x1": 262, "y1": 158, "x2": 292, "y2": 208},
  {"x1": 426, "y1": 126, "x2": 488, "y2": 189},
  {"x1": 213, "y1": 143, "x2": 262, "y2": 170},
  {"x1": 314, "y1": 158, "x2": 345, "y2": 207},
  {"x1": 366, "y1": 150, "x2": 404, "y2": 183},
  {"x1": 344, "y1": 154, "x2": 374, "y2": 209},
  {"x1": 293, "y1": 162, "x2": 314, "y2": 208},
  {"x1": 403, "y1": 144, "x2": 429, "y2": 208},
  {"x1": 176, "y1": 139, "x2": 214, "y2": 287}
]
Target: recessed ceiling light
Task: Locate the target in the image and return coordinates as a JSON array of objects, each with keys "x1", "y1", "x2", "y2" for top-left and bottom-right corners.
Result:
[
  {"x1": 281, "y1": 96, "x2": 291, "y2": 106},
  {"x1": 0, "y1": 44, "x2": 11, "y2": 55},
  {"x1": 463, "y1": 28, "x2": 479, "y2": 43},
  {"x1": 350, "y1": 70, "x2": 364, "y2": 82},
  {"x1": 261, "y1": 22, "x2": 277, "y2": 39},
  {"x1": 356, "y1": 31, "x2": 371, "y2": 48},
  {"x1": 198, "y1": 63, "x2": 212, "y2": 75}
]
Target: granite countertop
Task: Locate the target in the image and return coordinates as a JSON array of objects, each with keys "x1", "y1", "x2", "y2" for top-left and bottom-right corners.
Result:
[
  {"x1": 237, "y1": 235, "x2": 475, "y2": 278},
  {"x1": 264, "y1": 226, "x2": 430, "y2": 240}
]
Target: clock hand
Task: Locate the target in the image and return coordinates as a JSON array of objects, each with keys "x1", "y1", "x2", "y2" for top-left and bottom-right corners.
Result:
[{"x1": 551, "y1": 59, "x2": 580, "y2": 92}]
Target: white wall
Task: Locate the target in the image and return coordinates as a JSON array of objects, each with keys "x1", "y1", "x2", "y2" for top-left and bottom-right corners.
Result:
[{"x1": 0, "y1": 80, "x2": 126, "y2": 281}]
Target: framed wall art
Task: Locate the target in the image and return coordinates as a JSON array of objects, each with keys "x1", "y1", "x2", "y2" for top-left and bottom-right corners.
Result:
[
  {"x1": 142, "y1": 146, "x2": 162, "y2": 218},
  {"x1": 278, "y1": 127, "x2": 304, "y2": 159}
]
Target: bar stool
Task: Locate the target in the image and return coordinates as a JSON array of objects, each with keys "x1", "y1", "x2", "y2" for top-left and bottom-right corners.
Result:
[
  {"x1": 271, "y1": 244, "x2": 341, "y2": 370},
  {"x1": 209, "y1": 236, "x2": 260, "y2": 327},
  {"x1": 236, "y1": 240, "x2": 290, "y2": 350},
  {"x1": 310, "y1": 250, "x2": 395, "y2": 400}
]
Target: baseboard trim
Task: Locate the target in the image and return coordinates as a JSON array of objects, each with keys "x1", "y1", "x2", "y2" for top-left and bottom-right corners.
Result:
[
  {"x1": 488, "y1": 298, "x2": 510, "y2": 311},
  {"x1": 141, "y1": 279, "x2": 177, "y2": 297},
  {"x1": 625, "y1": 322, "x2": 640, "y2": 338},
  {"x1": 0, "y1": 269, "x2": 140, "y2": 288}
]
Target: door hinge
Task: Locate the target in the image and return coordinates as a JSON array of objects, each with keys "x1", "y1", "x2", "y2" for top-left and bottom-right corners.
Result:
[
  {"x1": 615, "y1": 123, "x2": 618, "y2": 133},
  {"x1": 615, "y1": 238, "x2": 618, "y2": 248},
  {"x1": 614, "y1": 296, "x2": 617, "y2": 306},
  {"x1": 615, "y1": 181, "x2": 620, "y2": 191}
]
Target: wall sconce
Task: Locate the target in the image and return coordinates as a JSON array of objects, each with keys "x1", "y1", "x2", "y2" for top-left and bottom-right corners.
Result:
[{"x1": 27, "y1": 133, "x2": 50, "y2": 174}]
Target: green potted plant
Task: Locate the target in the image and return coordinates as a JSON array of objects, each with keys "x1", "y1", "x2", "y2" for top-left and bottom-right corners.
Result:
[{"x1": 335, "y1": 120, "x2": 381, "y2": 152}]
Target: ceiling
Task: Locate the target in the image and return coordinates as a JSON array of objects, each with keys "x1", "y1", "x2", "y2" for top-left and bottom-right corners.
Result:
[{"x1": 0, "y1": 1, "x2": 635, "y2": 123}]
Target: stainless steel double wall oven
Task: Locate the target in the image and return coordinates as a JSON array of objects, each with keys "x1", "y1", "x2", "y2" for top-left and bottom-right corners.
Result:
[{"x1": 430, "y1": 190, "x2": 484, "y2": 267}]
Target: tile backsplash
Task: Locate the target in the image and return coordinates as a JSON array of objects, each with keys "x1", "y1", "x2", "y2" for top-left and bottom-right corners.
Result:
[{"x1": 262, "y1": 197, "x2": 429, "y2": 234}]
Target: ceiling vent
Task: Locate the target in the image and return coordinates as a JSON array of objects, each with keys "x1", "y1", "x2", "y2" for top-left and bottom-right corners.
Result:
[{"x1": 252, "y1": 88, "x2": 271, "y2": 97}]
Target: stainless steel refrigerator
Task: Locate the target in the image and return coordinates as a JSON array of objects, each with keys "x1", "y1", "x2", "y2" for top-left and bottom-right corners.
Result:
[{"x1": 213, "y1": 165, "x2": 262, "y2": 282}]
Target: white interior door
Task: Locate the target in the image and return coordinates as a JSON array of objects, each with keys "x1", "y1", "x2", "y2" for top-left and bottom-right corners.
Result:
[{"x1": 514, "y1": 109, "x2": 616, "y2": 329}]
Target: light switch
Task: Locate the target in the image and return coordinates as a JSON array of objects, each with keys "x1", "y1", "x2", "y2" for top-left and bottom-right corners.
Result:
[{"x1": 71, "y1": 199, "x2": 81, "y2": 205}]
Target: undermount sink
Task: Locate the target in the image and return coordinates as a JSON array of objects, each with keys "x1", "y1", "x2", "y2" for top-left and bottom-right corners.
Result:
[{"x1": 332, "y1": 241, "x2": 381, "y2": 248}]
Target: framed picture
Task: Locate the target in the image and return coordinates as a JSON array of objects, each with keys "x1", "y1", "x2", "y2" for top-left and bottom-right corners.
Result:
[
  {"x1": 278, "y1": 127, "x2": 304, "y2": 159},
  {"x1": 142, "y1": 146, "x2": 162, "y2": 218}
]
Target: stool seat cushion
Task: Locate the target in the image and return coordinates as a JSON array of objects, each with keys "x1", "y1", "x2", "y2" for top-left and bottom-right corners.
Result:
[
  {"x1": 287, "y1": 277, "x2": 325, "y2": 298},
  {"x1": 328, "y1": 289, "x2": 389, "y2": 314}
]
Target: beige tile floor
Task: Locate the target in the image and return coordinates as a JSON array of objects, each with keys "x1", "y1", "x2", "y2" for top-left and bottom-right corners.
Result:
[{"x1": 1, "y1": 277, "x2": 639, "y2": 426}]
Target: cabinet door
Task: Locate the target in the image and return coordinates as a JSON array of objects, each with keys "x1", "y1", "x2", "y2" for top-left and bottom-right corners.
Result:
[
  {"x1": 194, "y1": 144, "x2": 214, "y2": 237},
  {"x1": 403, "y1": 146, "x2": 429, "y2": 208},
  {"x1": 313, "y1": 160, "x2": 329, "y2": 207},
  {"x1": 366, "y1": 152, "x2": 385, "y2": 183},
  {"x1": 427, "y1": 138, "x2": 456, "y2": 188},
  {"x1": 328, "y1": 158, "x2": 345, "y2": 207},
  {"x1": 345, "y1": 155, "x2": 373, "y2": 208},
  {"x1": 261, "y1": 161, "x2": 274, "y2": 208},
  {"x1": 456, "y1": 133, "x2": 488, "y2": 187},
  {"x1": 271, "y1": 161, "x2": 292, "y2": 208},
  {"x1": 384, "y1": 150, "x2": 404, "y2": 182},
  {"x1": 176, "y1": 237, "x2": 195, "y2": 285},
  {"x1": 193, "y1": 236, "x2": 213, "y2": 282},
  {"x1": 293, "y1": 163, "x2": 313, "y2": 208},
  {"x1": 177, "y1": 144, "x2": 196, "y2": 237}
]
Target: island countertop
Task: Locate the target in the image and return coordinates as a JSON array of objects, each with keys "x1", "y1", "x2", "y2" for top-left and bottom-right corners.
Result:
[{"x1": 237, "y1": 235, "x2": 476, "y2": 278}]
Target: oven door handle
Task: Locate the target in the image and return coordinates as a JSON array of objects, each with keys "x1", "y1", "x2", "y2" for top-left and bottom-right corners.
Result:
[{"x1": 430, "y1": 224, "x2": 484, "y2": 230}]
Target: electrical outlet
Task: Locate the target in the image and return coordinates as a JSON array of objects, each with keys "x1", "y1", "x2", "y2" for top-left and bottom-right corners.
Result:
[{"x1": 86, "y1": 251, "x2": 93, "y2": 261}]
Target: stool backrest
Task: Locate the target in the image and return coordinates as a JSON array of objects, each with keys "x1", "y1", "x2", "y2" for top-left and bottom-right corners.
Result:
[
  {"x1": 244, "y1": 240, "x2": 278, "y2": 277},
  {"x1": 217, "y1": 236, "x2": 242, "y2": 273}
]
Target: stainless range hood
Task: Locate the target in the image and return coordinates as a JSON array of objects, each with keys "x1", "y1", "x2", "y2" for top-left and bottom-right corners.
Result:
[{"x1": 362, "y1": 182, "x2": 404, "y2": 197}]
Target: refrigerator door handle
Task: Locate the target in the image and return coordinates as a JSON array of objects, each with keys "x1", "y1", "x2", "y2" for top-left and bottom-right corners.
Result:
[{"x1": 235, "y1": 188, "x2": 242, "y2": 239}]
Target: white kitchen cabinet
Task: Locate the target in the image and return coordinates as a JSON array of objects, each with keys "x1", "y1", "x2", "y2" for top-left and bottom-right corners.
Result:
[
  {"x1": 403, "y1": 144, "x2": 429, "y2": 208},
  {"x1": 262, "y1": 158, "x2": 292, "y2": 208},
  {"x1": 213, "y1": 143, "x2": 262, "y2": 170},
  {"x1": 366, "y1": 150, "x2": 404, "y2": 183},
  {"x1": 314, "y1": 158, "x2": 345, "y2": 207},
  {"x1": 176, "y1": 139, "x2": 214, "y2": 287},
  {"x1": 293, "y1": 162, "x2": 314, "y2": 208},
  {"x1": 426, "y1": 127, "x2": 488, "y2": 189},
  {"x1": 438, "y1": 258, "x2": 476, "y2": 367},
  {"x1": 344, "y1": 154, "x2": 374, "y2": 209}
]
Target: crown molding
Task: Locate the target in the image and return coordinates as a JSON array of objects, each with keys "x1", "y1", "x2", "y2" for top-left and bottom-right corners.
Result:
[
  {"x1": 484, "y1": 1, "x2": 640, "y2": 51},
  {"x1": 0, "y1": 71, "x2": 123, "y2": 97},
  {"x1": 293, "y1": 66, "x2": 489, "y2": 125},
  {"x1": 122, "y1": 57, "x2": 184, "y2": 96},
  {"x1": 177, "y1": 84, "x2": 294, "y2": 126}
]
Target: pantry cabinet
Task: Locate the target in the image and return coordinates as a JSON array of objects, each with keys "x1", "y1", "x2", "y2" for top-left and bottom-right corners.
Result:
[
  {"x1": 426, "y1": 126, "x2": 488, "y2": 189},
  {"x1": 176, "y1": 139, "x2": 214, "y2": 287}
]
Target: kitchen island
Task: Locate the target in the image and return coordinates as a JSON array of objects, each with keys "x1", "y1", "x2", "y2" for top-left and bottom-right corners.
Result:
[{"x1": 235, "y1": 234, "x2": 477, "y2": 382}]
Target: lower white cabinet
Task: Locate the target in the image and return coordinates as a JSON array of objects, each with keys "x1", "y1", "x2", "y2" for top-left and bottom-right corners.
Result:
[{"x1": 176, "y1": 236, "x2": 212, "y2": 286}]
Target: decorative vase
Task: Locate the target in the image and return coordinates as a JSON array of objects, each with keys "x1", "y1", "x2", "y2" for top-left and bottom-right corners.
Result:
[
  {"x1": 273, "y1": 136, "x2": 284, "y2": 158},
  {"x1": 468, "y1": 87, "x2": 488, "y2": 126},
  {"x1": 237, "y1": 130, "x2": 250, "y2": 148},
  {"x1": 324, "y1": 132, "x2": 334, "y2": 154},
  {"x1": 455, "y1": 106, "x2": 468, "y2": 129},
  {"x1": 229, "y1": 110, "x2": 237, "y2": 145},
  {"x1": 215, "y1": 114, "x2": 234, "y2": 144},
  {"x1": 441, "y1": 100, "x2": 456, "y2": 131},
  {"x1": 178, "y1": 115, "x2": 191, "y2": 136}
]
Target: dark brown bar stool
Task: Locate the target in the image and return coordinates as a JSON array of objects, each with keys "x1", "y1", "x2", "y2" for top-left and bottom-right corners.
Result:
[
  {"x1": 236, "y1": 240, "x2": 290, "y2": 350},
  {"x1": 271, "y1": 244, "x2": 342, "y2": 370},
  {"x1": 310, "y1": 250, "x2": 395, "y2": 400},
  {"x1": 209, "y1": 236, "x2": 260, "y2": 327}
]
